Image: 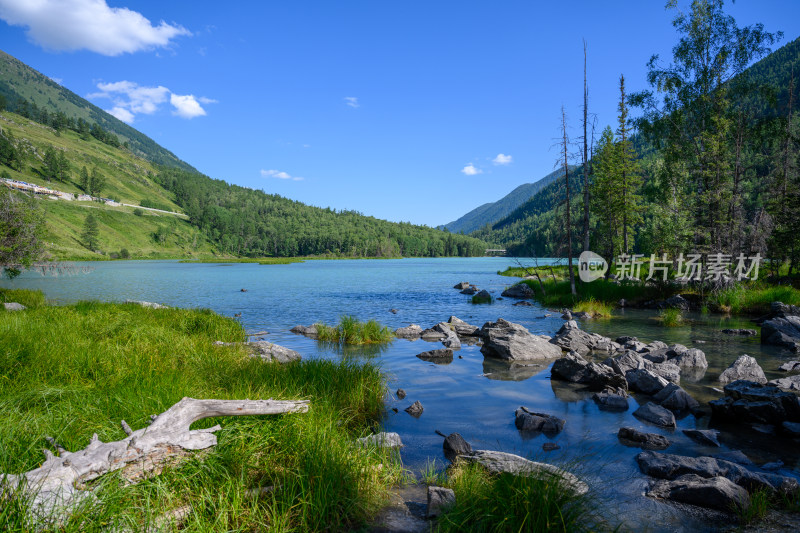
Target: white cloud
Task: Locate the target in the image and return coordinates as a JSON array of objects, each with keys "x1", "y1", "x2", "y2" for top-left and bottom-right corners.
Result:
[
  {"x1": 88, "y1": 80, "x2": 213, "y2": 122},
  {"x1": 107, "y1": 106, "x2": 134, "y2": 123},
  {"x1": 344, "y1": 96, "x2": 359, "y2": 108},
  {"x1": 0, "y1": 0, "x2": 190, "y2": 56},
  {"x1": 170, "y1": 93, "x2": 206, "y2": 119},
  {"x1": 261, "y1": 169, "x2": 304, "y2": 181},
  {"x1": 461, "y1": 163, "x2": 483, "y2": 176},
  {"x1": 492, "y1": 153, "x2": 513, "y2": 165}
]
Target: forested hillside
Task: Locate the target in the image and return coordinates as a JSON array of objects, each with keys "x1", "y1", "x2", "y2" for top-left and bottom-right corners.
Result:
[
  {"x1": 442, "y1": 167, "x2": 570, "y2": 234},
  {"x1": 157, "y1": 168, "x2": 487, "y2": 257},
  {"x1": 476, "y1": 12, "x2": 800, "y2": 272},
  {"x1": 0, "y1": 50, "x2": 195, "y2": 172}
]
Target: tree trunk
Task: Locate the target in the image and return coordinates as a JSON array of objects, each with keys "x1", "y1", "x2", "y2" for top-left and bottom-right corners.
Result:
[{"x1": 562, "y1": 106, "x2": 576, "y2": 296}]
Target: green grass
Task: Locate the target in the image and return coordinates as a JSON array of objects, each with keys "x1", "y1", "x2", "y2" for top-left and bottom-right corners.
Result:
[
  {"x1": 658, "y1": 308, "x2": 684, "y2": 327},
  {"x1": 437, "y1": 462, "x2": 605, "y2": 533},
  {"x1": 179, "y1": 258, "x2": 305, "y2": 265},
  {"x1": 0, "y1": 288, "x2": 46, "y2": 308},
  {"x1": 518, "y1": 277, "x2": 671, "y2": 309},
  {"x1": 573, "y1": 297, "x2": 613, "y2": 318},
  {"x1": 0, "y1": 299, "x2": 400, "y2": 531},
  {"x1": 709, "y1": 283, "x2": 800, "y2": 315},
  {"x1": 314, "y1": 315, "x2": 395, "y2": 345}
]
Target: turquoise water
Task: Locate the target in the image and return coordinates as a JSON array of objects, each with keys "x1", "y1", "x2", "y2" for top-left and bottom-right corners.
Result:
[{"x1": 4, "y1": 258, "x2": 799, "y2": 530}]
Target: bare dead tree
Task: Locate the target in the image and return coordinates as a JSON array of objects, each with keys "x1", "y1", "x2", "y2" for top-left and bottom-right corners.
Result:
[{"x1": 561, "y1": 106, "x2": 577, "y2": 296}]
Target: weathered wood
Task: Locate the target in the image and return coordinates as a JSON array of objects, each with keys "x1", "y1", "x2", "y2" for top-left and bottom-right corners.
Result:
[{"x1": 1, "y1": 397, "x2": 309, "y2": 525}]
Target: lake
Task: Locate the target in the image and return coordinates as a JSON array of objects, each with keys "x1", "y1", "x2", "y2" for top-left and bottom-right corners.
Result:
[{"x1": 4, "y1": 258, "x2": 798, "y2": 531}]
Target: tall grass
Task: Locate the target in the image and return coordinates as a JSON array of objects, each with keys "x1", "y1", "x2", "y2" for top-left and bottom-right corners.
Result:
[
  {"x1": 0, "y1": 288, "x2": 46, "y2": 309},
  {"x1": 315, "y1": 315, "x2": 394, "y2": 345},
  {"x1": 710, "y1": 283, "x2": 800, "y2": 315},
  {"x1": 437, "y1": 463, "x2": 605, "y2": 533},
  {"x1": 658, "y1": 308, "x2": 684, "y2": 327},
  {"x1": 573, "y1": 297, "x2": 613, "y2": 317},
  {"x1": 519, "y1": 278, "x2": 672, "y2": 308},
  {"x1": 0, "y1": 301, "x2": 399, "y2": 531}
]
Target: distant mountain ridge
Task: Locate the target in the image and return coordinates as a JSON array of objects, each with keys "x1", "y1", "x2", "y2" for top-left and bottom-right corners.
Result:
[
  {"x1": 0, "y1": 50, "x2": 195, "y2": 172},
  {"x1": 442, "y1": 167, "x2": 571, "y2": 234}
]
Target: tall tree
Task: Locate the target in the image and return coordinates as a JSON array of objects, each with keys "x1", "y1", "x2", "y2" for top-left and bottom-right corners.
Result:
[
  {"x1": 582, "y1": 39, "x2": 591, "y2": 252},
  {"x1": 560, "y1": 106, "x2": 576, "y2": 296},
  {"x1": 616, "y1": 75, "x2": 642, "y2": 254},
  {"x1": 82, "y1": 214, "x2": 99, "y2": 251},
  {"x1": 590, "y1": 126, "x2": 622, "y2": 262}
]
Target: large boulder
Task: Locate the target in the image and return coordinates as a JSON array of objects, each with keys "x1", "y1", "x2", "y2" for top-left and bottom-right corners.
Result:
[
  {"x1": 653, "y1": 384, "x2": 699, "y2": 412},
  {"x1": 618, "y1": 427, "x2": 670, "y2": 450},
  {"x1": 761, "y1": 316, "x2": 800, "y2": 352},
  {"x1": 710, "y1": 380, "x2": 800, "y2": 426},
  {"x1": 670, "y1": 348, "x2": 708, "y2": 371},
  {"x1": 626, "y1": 368, "x2": 670, "y2": 395},
  {"x1": 448, "y1": 316, "x2": 479, "y2": 336},
  {"x1": 550, "y1": 352, "x2": 628, "y2": 391},
  {"x1": 633, "y1": 402, "x2": 676, "y2": 428},
  {"x1": 395, "y1": 324, "x2": 423, "y2": 339},
  {"x1": 501, "y1": 283, "x2": 535, "y2": 299},
  {"x1": 646, "y1": 474, "x2": 750, "y2": 512},
  {"x1": 458, "y1": 450, "x2": 588, "y2": 495},
  {"x1": 549, "y1": 320, "x2": 619, "y2": 356},
  {"x1": 514, "y1": 407, "x2": 565, "y2": 435},
  {"x1": 480, "y1": 319, "x2": 563, "y2": 361},
  {"x1": 719, "y1": 355, "x2": 767, "y2": 385},
  {"x1": 636, "y1": 451, "x2": 800, "y2": 494},
  {"x1": 420, "y1": 322, "x2": 451, "y2": 340}
]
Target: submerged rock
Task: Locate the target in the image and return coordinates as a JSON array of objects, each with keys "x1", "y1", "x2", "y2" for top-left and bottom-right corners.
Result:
[
  {"x1": 722, "y1": 328, "x2": 758, "y2": 336},
  {"x1": 592, "y1": 391, "x2": 630, "y2": 411},
  {"x1": 618, "y1": 427, "x2": 671, "y2": 450},
  {"x1": 396, "y1": 388, "x2": 407, "y2": 399},
  {"x1": 479, "y1": 318, "x2": 562, "y2": 361},
  {"x1": 719, "y1": 355, "x2": 767, "y2": 385},
  {"x1": 290, "y1": 324, "x2": 318, "y2": 337}
]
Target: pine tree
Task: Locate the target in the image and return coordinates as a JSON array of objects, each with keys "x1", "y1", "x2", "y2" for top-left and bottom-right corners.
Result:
[
  {"x1": 616, "y1": 75, "x2": 642, "y2": 254},
  {"x1": 80, "y1": 166, "x2": 90, "y2": 192},
  {"x1": 590, "y1": 126, "x2": 622, "y2": 261},
  {"x1": 82, "y1": 214, "x2": 99, "y2": 251}
]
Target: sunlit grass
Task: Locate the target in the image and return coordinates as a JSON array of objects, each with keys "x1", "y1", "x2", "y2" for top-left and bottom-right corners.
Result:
[{"x1": 315, "y1": 315, "x2": 394, "y2": 345}]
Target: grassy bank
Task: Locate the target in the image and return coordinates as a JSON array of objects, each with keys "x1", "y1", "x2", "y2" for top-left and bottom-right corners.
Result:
[
  {"x1": 708, "y1": 283, "x2": 800, "y2": 314},
  {"x1": 315, "y1": 315, "x2": 395, "y2": 345},
  {"x1": 0, "y1": 294, "x2": 399, "y2": 531}
]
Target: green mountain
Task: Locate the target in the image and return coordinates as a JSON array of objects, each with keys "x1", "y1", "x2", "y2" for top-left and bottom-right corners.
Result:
[
  {"x1": 0, "y1": 50, "x2": 195, "y2": 172},
  {"x1": 442, "y1": 167, "x2": 571, "y2": 234},
  {"x1": 0, "y1": 51, "x2": 487, "y2": 259}
]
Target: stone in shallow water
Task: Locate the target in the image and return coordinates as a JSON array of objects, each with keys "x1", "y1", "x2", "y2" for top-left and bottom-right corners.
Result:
[
  {"x1": 396, "y1": 388, "x2": 406, "y2": 399},
  {"x1": 405, "y1": 401, "x2": 424, "y2": 417},
  {"x1": 617, "y1": 427, "x2": 670, "y2": 450},
  {"x1": 514, "y1": 407, "x2": 565, "y2": 435},
  {"x1": 395, "y1": 324, "x2": 422, "y2": 338},
  {"x1": 443, "y1": 432, "x2": 472, "y2": 461},
  {"x1": 646, "y1": 474, "x2": 750, "y2": 512},
  {"x1": 459, "y1": 450, "x2": 588, "y2": 495},
  {"x1": 592, "y1": 391, "x2": 629, "y2": 411},
  {"x1": 718, "y1": 355, "x2": 767, "y2": 385},
  {"x1": 633, "y1": 402, "x2": 676, "y2": 428},
  {"x1": 416, "y1": 348, "x2": 454, "y2": 364},
  {"x1": 682, "y1": 429, "x2": 721, "y2": 447}
]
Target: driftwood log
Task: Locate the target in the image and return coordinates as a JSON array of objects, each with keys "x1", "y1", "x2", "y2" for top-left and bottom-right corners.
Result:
[{"x1": 1, "y1": 397, "x2": 310, "y2": 524}]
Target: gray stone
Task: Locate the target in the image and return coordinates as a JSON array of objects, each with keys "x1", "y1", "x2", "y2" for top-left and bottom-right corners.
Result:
[
  {"x1": 501, "y1": 283, "x2": 535, "y2": 299},
  {"x1": 416, "y1": 348, "x2": 454, "y2": 364},
  {"x1": 633, "y1": 402, "x2": 676, "y2": 427},
  {"x1": 665, "y1": 294, "x2": 691, "y2": 310},
  {"x1": 395, "y1": 324, "x2": 423, "y2": 338},
  {"x1": 761, "y1": 315, "x2": 800, "y2": 352},
  {"x1": 448, "y1": 316, "x2": 480, "y2": 336},
  {"x1": 658, "y1": 387, "x2": 700, "y2": 412},
  {"x1": 592, "y1": 391, "x2": 629, "y2": 411},
  {"x1": 396, "y1": 388, "x2": 406, "y2": 399},
  {"x1": 682, "y1": 429, "x2": 721, "y2": 447},
  {"x1": 480, "y1": 318, "x2": 563, "y2": 361},
  {"x1": 549, "y1": 320, "x2": 618, "y2": 356},
  {"x1": 3, "y1": 302, "x2": 26, "y2": 311},
  {"x1": 459, "y1": 450, "x2": 588, "y2": 495},
  {"x1": 246, "y1": 341, "x2": 302, "y2": 363},
  {"x1": 125, "y1": 299, "x2": 168, "y2": 309},
  {"x1": 460, "y1": 287, "x2": 477, "y2": 295},
  {"x1": 542, "y1": 442, "x2": 561, "y2": 451},
  {"x1": 572, "y1": 311, "x2": 593, "y2": 320},
  {"x1": 420, "y1": 322, "x2": 453, "y2": 340},
  {"x1": 616, "y1": 336, "x2": 638, "y2": 345},
  {"x1": 290, "y1": 324, "x2": 318, "y2": 337},
  {"x1": 472, "y1": 289, "x2": 492, "y2": 302},
  {"x1": 722, "y1": 328, "x2": 758, "y2": 336},
  {"x1": 769, "y1": 374, "x2": 800, "y2": 391},
  {"x1": 712, "y1": 450, "x2": 753, "y2": 466},
  {"x1": 646, "y1": 474, "x2": 750, "y2": 512},
  {"x1": 551, "y1": 352, "x2": 628, "y2": 391},
  {"x1": 618, "y1": 427, "x2": 671, "y2": 450},
  {"x1": 642, "y1": 341, "x2": 669, "y2": 353},
  {"x1": 778, "y1": 360, "x2": 800, "y2": 372},
  {"x1": 453, "y1": 282, "x2": 470, "y2": 290},
  {"x1": 441, "y1": 327, "x2": 461, "y2": 350},
  {"x1": 649, "y1": 362, "x2": 682, "y2": 384},
  {"x1": 719, "y1": 355, "x2": 767, "y2": 385},
  {"x1": 443, "y1": 432, "x2": 472, "y2": 461},
  {"x1": 426, "y1": 486, "x2": 455, "y2": 518},
  {"x1": 709, "y1": 380, "x2": 800, "y2": 426},
  {"x1": 514, "y1": 407, "x2": 565, "y2": 435},
  {"x1": 626, "y1": 368, "x2": 670, "y2": 395},
  {"x1": 405, "y1": 401, "x2": 424, "y2": 417},
  {"x1": 561, "y1": 310, "x2": 572, "y2": 320},
  {"x1": 671, "y1": 348, "x2": 708, "y2": 372},
  {"x1": 357, "y1": 432, "x2": 403, "y2": 448}
]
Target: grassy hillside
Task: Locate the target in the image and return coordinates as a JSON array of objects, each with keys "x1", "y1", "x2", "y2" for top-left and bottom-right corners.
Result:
[
  {"x1": 443, "y1": 167, "x2": 571, "y2": 234},
  {"x1": 0, "y1": 50, "x2": 195, "y2": 172},
  {"x1": 1, "y1": 110, "x2": 217, "y2": 260}
]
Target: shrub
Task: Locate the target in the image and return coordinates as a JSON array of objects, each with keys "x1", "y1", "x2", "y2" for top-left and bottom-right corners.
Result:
[
  {"x1": 659, "y1": 308, "x2": 684, "y2": 327},
  {"x1": 132, "y1": 208, "x2": 144, "y2": 216}
]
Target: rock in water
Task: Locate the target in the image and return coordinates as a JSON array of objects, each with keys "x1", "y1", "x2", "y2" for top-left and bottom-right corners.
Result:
[
  {"x1": 405, "y1": 401, "x2": 424, "y2": 417},
  {"x1": 778, "y1": 360, "x2": 800, "y2": 372},
  {"x1": 633, "y1": 402, "x2": 676, "y2": 428},
  {"x1": 416, "y1": 348, "x2": 454, "y2": 364},
  {"x1": 453, "y1": 281, "x2": 470, "y2": 290},
  {"x1": 426, "y1": 486, "x2": 455, "y2": 517},
  {"x1": 761, "y1": 315, "x2": 800, "y2": 352},
  {"x1": 549, "y1": 320, "x2": 619, "y2": 356},
  {"x1": 592, "y1": 391, "x2": 629, "y2": 411},
  {"x1": 442, "y1": 432, "x2": 472, "y2": 461},
  {"x1": 357, "y1": 432, "x2": 403, "y2": 448},
  {"x1": 290, "y1": 324, "x2": 318, "y2": 337},
  {"x1": 395, "y1": 324, "x2": 423, "y2": 338},
  {"x1": 682, "y1": 429, "x2": 721, "y2": 447},
  {"x1": 396, "y1": 388, "x2": 406, "y2": 399},
  {"x1": 626, "y1": 368, "x2": 670, "y2": 395},
  {"x1": 501, "y1": 283, "x2": 535, "y2": 299},
  {"x1": 710, "y1": 380, "x2": 800, "y2": 426},
  {"x1": 479, "y1": 318, "x2": 563, "y2": 361},
  {"x1": 551, "y1": 352, "x2": 628, "y2": 391},
  {"x1": 722, "y1": 328, "x2": 758, "y2": 336},
  {"x1": 769, "y1": 374, "x2": 800, "y2": 391},
  {"x1": 617, "y1": 427, "x2": 671, "y2": 450},
  {"x1": 646, "y1": 474, "x2": 750, "y2": 512},
  {"x1": 459, "y1": 450, "x2": 588, "y2": 495},
  {"x1": 514, "y1": 407, "x2": 565, "y2": 435},
  {"x1": 718, "y1": 355, "x2": 767, "y2": 385},
  {"x1": 448, "y1": 316, "x2": 480, "y2": 336}
]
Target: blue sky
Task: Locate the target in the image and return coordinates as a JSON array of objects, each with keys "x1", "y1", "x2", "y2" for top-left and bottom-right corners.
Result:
[{"x1": 1, "y1": 1, "x2": 799, "y2": 227}]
